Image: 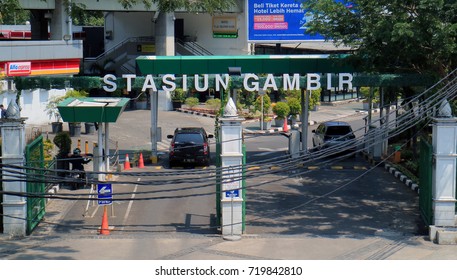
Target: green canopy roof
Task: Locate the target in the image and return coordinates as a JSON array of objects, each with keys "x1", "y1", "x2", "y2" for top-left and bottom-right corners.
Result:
[
  {"x1": 136, "y1": 55, "x2": 355, "y2": 75},
  {"x1": 57, "y1": 97, "x2": 130, "y2": 123}
]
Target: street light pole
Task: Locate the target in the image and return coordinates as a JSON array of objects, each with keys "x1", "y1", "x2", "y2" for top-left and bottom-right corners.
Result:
[{"x1": 301, "y1": 89, "x2": 309, "y2": 153}]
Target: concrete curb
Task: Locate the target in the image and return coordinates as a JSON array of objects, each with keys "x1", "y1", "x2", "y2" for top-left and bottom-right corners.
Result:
[
  {"x1": 177, "y1": 108, "x2": 317, "y2": 135},
  {"x1": 176, "y1": 108, "x2": 217, "y2": 118},
  {"x1": 384, "y1": 163, "x2": 419, "y2": 194},
  {"x1": 243, "y1": 124, "x2": 300, "y2": 134}
]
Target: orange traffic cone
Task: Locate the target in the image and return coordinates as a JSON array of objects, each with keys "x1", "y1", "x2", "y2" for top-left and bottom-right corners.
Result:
[
  {"x1": 283, "y1": 119, "x2": 289, "y2": 132},
  {"x1": 124, "y1": 154, "x2": 131, "y2": 170},
  {"x1": 138, "y1": 153, "x2": 145, "y2": 168},
  {"x1": 99, "y1": 206, "x2": 110, "y2": 235}
]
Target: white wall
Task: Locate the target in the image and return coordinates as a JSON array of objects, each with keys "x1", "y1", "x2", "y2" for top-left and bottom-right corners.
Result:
[
  {"x1": 178, "y1": 13, "x2": 249, "y2": 55},
  {"x1": 0, "y1": 88, "x2": 66, "y2": 126},
  {"x1": 105, "y1": 11, "x2": 249, "y2": 56},
  {"x1": 104, "y1": 12, "x2": 155, "y2": 51}
]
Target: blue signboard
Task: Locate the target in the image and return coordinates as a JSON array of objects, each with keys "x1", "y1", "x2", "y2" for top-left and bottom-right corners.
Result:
[
  {"x1": 97, "y1": 183, "x2": 113, "y2": 205},
  {"x1": 225, "y1": 189, "x2": 240, "y2": 198},
  {"x1": 247, "y1": 0, "x2": 354, "y2": 42}
]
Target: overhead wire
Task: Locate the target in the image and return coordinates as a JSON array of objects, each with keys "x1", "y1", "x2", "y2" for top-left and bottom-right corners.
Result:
[{"x1": 1, "y1": 71, "x2": 456, "y2": 232}]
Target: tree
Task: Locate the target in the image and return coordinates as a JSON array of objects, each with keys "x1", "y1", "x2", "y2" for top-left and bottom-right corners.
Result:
[
  {"x1": 302, "y1": 0, "x2": 457, "y2": 77},
  {"x1": 0, "y1": 0, "x2": 237, "y2": 25},
  {"x1": 0, "y1": 0, "x2": 22, "y2": 24},
  {"x1": 118, "y1": 0, "x2": 236, "y2": 14}
]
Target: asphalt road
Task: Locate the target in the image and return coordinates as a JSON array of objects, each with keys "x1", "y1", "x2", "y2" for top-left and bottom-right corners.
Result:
[{"x1": 40, "y1": 106, "x2": 422, "y2": 239}]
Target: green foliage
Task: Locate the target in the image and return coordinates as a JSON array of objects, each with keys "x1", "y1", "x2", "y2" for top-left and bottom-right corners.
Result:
[
  {"x1": 171, "y1": 88, "x2": 186, "y2": 101},
  {"x1": 359, "y1": 87, "x2": 380, "y2": 103},
  {"x1": 205, "y1": 98, "x2": 221, "y2": 111},
  {"x1": 302, "y1": 0, "x2": 457, "y2": 76},
  {"x1": 284, "y1": 89, "x2": 301, "y2": 100},
  {"x1": 45, "y1": 95, "x2": 65, "y2": 122},
  {"x1": 401, "y1": 149, "x2": 414, "y2": 161},
  {"x1": 53, "y1": 132, "x2": 72, "y2": 158},
  {"x1": 237, "y1": 89, "x2": 257, "y2": 108},
  {"x1": 65, "y1": 89, "x2": 89, "y2": 98},
  {"x1": 404, "y1": 160, "x2": 419, "y2": 175},
  {"x1": 43, "y1": 139, "x2": 55, "y2": 167},
  {"x1": 0, "y1": 0, "x2": 22, "y2": 24},
  {"x1": 118, "y1": 0, "x2": 236, "y2": 14},
  {"x1": 286, "y1": 97, "x2": 301, "y2": 115},
  {"x1": 45, "y1": 90, "x2": 88, "y2": 123},
  {"x1": 185, "y1": 97, "x2": 199, "y2": 109},
  {"x1": 254, "y1": 94, "x2": 271, "y2": 115},
  {"x1": 72, "y1": 10, "x2": 104, "y2": 26},
  {"x1": 0, "y1": 5, "x2": 29, "y2": 25},
  {"x1": 272, "y1": 101, "x2": 290, "y2": 119},
  {"x1": 309, "y1": 89, "x2": 321, "y2": 109}
]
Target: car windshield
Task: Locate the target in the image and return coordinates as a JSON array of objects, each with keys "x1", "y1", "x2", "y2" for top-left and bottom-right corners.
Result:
[
  {"x1": 326, "y1": 126, "x2": 352, "y2": 135},
  {"x1": 174, "y1": 133, "x2": 204, "y2": 144}
]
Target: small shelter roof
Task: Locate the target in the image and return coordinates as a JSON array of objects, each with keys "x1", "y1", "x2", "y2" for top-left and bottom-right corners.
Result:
[{"x1": 57, "y1": 97, "x2": 129, "y2": 123}]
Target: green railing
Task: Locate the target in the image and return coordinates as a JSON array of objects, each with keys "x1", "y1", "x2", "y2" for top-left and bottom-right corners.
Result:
[
  {"x1": 25, "y1": 135, "x2": 46, "y2": 234},
  {"x1": 215, "y1": 141, "x2": 221, "y2": 228},
  {"x1": 242, "y1": 144, "x2": 246, "y2": 233},
  {"x1": 419, "y1": 137, "x2": 433, "y2": 226}
]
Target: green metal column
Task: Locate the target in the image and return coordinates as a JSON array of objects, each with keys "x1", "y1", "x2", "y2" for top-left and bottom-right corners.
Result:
[{"x1": 242, "y1": 143, "x2": 246, "y2": 233}]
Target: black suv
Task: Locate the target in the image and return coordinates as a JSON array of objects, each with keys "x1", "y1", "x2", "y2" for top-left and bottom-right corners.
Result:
[
  {"x1": 167, "y1": 127, "x2": 213, "y2": 167},
  {"x1": 312, "y1": 121, "x2": 356, "y2": 152}
]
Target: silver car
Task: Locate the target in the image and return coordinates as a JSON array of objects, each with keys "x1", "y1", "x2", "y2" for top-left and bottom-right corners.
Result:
[{"x1": 312, "y1": 121, "x2": 356, "y2": 152}]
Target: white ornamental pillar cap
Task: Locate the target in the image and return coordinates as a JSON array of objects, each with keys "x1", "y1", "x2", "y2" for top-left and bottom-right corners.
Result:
[
  {"x1": 6, "y1": 99, "x2": 20, "y2": 119},
  {"x1": 437, "y1": 99, "x2": 453, "y2": 118},
  {"x1": 223, "y1": 97, "x2": 238, "y2": 117}
]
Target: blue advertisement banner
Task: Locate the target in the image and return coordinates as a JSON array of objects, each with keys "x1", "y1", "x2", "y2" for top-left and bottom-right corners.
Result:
[
  {"x1": 247, "y1": 0, "x2": 353, "y2": 42},
  {"x1": 247, "y1": 0, "x2": 322, "y2": 42}
]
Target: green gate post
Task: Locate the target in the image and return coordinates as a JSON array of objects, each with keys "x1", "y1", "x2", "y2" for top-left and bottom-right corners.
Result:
[
  {"x1": 242, "y1": 143, "x2": 246, "y2": 233},
  {"x1": 419, "y1": 137, "x2": 433, "y2": 226},
  {"x1": 215, "y1": 141, "x2": 221, "y2": 227}
]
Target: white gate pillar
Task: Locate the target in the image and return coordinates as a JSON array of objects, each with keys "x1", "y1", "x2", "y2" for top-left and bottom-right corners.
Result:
[
  {"x1": 1, "y1": 117, "x2": 27, "y2": 237},
  {"x1": 432, "y1": 117, "x2": 457, "y2": 227},
  {"x1": 219, "y1": 98, "x2": 244, "y2": 240}
]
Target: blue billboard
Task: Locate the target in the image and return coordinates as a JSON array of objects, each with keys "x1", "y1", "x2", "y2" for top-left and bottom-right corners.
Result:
[{"x1": 247, "y1": 0, "x2": 354, "y2": 42}]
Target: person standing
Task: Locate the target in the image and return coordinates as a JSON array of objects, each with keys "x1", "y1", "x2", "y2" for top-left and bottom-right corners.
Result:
[{"x1": 0, "y1": 104, "x2": 7, "y2": 118}]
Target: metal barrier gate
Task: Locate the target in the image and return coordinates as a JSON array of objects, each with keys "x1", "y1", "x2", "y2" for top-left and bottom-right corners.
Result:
[{"x1": 25, "y1": 135, "x2": 46, "y2": 234}]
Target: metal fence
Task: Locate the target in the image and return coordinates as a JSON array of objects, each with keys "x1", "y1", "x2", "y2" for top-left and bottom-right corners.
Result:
[
  {"x1": 321, "y1": 90, "x2": 360, "y2": 102},
  {"x1": 25, "y1": 135, "x2": 46, "y2": 234}
]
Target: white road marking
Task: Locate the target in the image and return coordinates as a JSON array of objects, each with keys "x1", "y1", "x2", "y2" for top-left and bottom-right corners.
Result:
[
  {"x1": 89, "y1": 205, "x2": 99, "y2": 218},
  {"x1": 122, "y1": 178, "x2": 140, "y2": 228},
  {"x1": 252, "y1": 147, "x2": 288, "y2": 157}
]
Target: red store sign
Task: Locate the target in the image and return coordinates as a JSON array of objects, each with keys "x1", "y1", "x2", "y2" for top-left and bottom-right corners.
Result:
[{"x1": 6, "y1": 62, "x2": 32, "y2": 76}]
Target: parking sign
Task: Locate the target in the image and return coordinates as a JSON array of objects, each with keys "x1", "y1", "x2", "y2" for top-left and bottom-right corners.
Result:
[{"x1": 97, "y1": 183, "x2": 113, "y2": 205}]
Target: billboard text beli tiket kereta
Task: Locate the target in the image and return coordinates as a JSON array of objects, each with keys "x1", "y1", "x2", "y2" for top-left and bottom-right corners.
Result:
[{"x1": 247, "y1": 0, "x2": 353, "y2": 43}]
